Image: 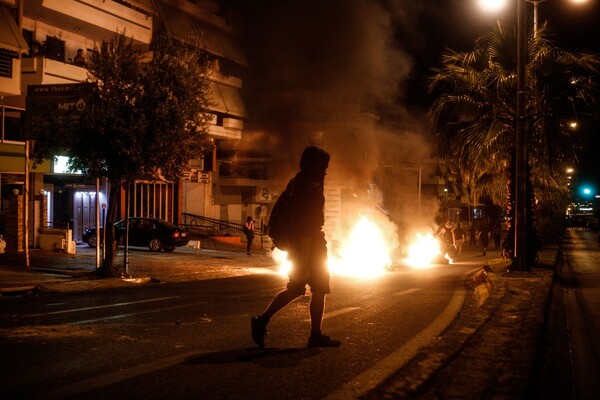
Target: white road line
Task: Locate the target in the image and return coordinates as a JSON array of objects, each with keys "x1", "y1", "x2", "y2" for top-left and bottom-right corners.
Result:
[
  {"x1": 72, "y1": 302, "x2": 207, "y2": 325},
  {"x1": 391, "y1": 288, "x2": 420, "y2": 296},
  {"x1": 25, "y1": 297, "x2": 179, "y2": 317},
  {"x1": 303, "y1": 306, "x2": 360, "y2": 322},
  {"x1": 325, "y1": 285, "x2": 467, "y2": 400}
]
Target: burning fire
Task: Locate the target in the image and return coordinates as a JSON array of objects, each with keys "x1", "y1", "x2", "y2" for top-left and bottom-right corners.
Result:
[
  {"x1": 404, "y1": 232, "x2": 453, "y2": 268},
  {"x1": 273, "y1": 215, "x2": 396, "y2": 278},
  {"x1": 329, "y1": 216, "x2": 393, "y2": 277},
  {"x1": 405, "y1": 233, "x2": 441, "y2": 268}
]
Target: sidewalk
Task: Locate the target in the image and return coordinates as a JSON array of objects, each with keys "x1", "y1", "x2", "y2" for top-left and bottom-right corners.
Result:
[
  {"x1": 0, "y1": 242, "x2": 557, "y2": 399},
  {"x1": 0, "y1": 241, "x2": 273, "y2": 295},
  {"x1": 364, "y1": 246, "x2": 556, "y2": 399}
]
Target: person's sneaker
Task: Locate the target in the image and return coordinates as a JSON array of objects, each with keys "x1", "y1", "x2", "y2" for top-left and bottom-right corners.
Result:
[
  {"x1": 307, "y1": 334, "x2": 341, "y2": 348},
  {"x1": 251, "y1": 316, "x2": 267, "y2": 348}
]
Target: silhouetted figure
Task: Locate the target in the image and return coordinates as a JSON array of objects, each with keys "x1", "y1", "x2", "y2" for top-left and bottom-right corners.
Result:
[
  {"x1": 454, "y1": 223, "x2": 465, "y2": 256},
  {"x1": 251, "y1": 146, "x2": 340, "y2": 348},
  {"x1": 74, "y1": 48, "x2": 86, "y2": 67},
  {"x1": 479, "y1": 221, "x2": 492, "y2": 256},
  {"x1": 244, "y1": 216, "x2": 254, "y2": 255}
]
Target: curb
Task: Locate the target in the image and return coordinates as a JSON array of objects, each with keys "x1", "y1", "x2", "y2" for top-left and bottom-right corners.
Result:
[
  {"x1": 363, "y1": 266, "x2": 502, "y2": 399},
  {"x1": 0, "y1": 285, "x2": 37, "y2": 296},
  {"x1": 33, "y1": 276, "x2": 157, "y2": 294}
]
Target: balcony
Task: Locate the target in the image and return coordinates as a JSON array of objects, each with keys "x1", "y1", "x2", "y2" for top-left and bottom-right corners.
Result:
[
  {"x1": 21, "y1": 57, "x2": 88, "y2": 86},
  {"x1": 23, "y1": 0, "x2": 153, "y2": 45}
]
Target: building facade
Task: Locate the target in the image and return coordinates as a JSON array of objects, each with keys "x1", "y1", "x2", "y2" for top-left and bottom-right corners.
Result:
[{"x1": 0, "y1": 0, "x2": 254, "y2": 249}]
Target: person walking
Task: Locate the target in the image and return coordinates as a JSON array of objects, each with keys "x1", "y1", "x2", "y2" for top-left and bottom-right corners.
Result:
[
  {"x1": 251, "y1": 146, "x2": 340, "y2": 348},
  {"x1": 479, "y1": 220, "x2": 492, "y2": 256},
  {"x1": 453, "y1": 223, "x2": 465, "y2": 256},
  {"x1": 469, "y1": 223, "x2": 477, "y2": 247},
  {"x1": 438, "y1": 221, "x2": 455, "y2": 257},
  {"x1": 243, "y1": 216, "x2": 254, "y2": 255},
  {"x1": 493, "y1": 222, "x2": 502, "y2": 250}
]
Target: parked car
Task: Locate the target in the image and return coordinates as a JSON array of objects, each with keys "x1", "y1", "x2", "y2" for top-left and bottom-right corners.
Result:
[{"x1": 83, "y1": 217, "x2": 189, "y2": 252}]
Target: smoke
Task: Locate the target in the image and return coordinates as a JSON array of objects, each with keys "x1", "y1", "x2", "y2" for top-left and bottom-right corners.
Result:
[{"x1": 234, "y1": 0, "x2": 447, "y2": 240}]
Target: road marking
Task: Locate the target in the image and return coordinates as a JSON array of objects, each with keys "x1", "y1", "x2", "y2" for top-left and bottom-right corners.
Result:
[
  {"x1": 72, "y1": 302, "x2": 207, "y2": 325},
  {"x1": 303, "y1": 306, "x2": 360, "y2": 322},
  {"x1": 325, "y1": 284, "x2": 467, "y2": 400},
  {"x1": 25, "y1": 297, "x2": 179, "y2": 317},
  {"x1": 391, "y1": 288, "x2": 420, "y2": 296}
]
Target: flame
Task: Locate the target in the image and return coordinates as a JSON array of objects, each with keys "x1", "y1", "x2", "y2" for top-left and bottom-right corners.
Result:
[
  {"x1": 405, "y1": 233, "x2": 442, "y2": 268},
  {"x1": 272, "y1": 248, "x2": 292, "y2": 276},
  {"x1": 404, "y1": 233, "x2": 453, "y2": 268},
  {"x1": 272, "y1": 215, "x2": 395, "y2": 279},
  {"x1": 329, "y1": 216, "x2": 392, "y2": 277}
]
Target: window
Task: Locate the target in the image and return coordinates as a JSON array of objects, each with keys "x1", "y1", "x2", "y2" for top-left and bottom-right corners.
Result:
[
  {"x1": 0, "y1": 49, "x2": 14, "y2": 78},
  {"x1": 45, "y1": 36, "x2": 65, "y2": 62},
  {"x1": 1, "y1": 108, "x2": 23, "y2": 142}
]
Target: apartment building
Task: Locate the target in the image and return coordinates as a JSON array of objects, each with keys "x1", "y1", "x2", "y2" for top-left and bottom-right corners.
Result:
[{"x1": 0, "y1": 0, "x2": 250, "y2": 249}]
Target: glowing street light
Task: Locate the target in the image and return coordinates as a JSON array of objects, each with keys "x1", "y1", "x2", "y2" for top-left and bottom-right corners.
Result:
[{"x1": 476, "y1": 0, "x2": 592, "y2": 271}]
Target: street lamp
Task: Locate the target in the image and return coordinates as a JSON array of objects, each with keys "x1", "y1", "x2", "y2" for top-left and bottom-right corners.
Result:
[
  {"x1": 527, "y1": 0, "x2": 589, "y2": 37},
  {"x1": 477, "y1": 0, "x2": 591, "y2": 269},
  {"x1": 514, "y1": 0, "x2": 528, "y2": 271},
  {"x1": 476, "y1": 0, "x2": 528, "y2": 270}
]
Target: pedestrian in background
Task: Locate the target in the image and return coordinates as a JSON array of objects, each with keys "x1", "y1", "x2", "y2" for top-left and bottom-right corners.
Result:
[
  {"x1": 479, "y1": 220, "x2": 491, "y2": 256},
  {"x1": 251, "y1": 146, "x2": 340, "y2": 348},
  {"x1": 493, "y1": 222, "x2": 502, "y2": 250},
  {"x1": 469, "y1": 223, "x2": 477, "y2": 247},
  {"x1": 243, "y1": 216, "x2": 254, "y2": 255},
  {"x1": 453, "y1": 223, "x2": 465, "y2": 256}
]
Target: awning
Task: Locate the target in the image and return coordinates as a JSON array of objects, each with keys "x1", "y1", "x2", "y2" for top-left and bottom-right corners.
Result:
[
  {"x1": 208, "y1": 81, "x2": 247, "y2": 118},
  {"x1": 120, "y1": 0, "x2": 155, "y2": 15},
  {"x1": 0, "y1": 7, "x2": 29, "y2": 54},
  {"x1": 158, "y1": 5, "x2": 247, "y2": 66}
]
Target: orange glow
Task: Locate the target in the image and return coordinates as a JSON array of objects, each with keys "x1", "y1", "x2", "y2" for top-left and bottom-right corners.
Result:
[
  {"x1": 271, "y1": 214, "x2": 397, "y2": 279},
  {"x1": 405, "y1": 233, "x2": 441, "y2": 268},
  {"x1": 328, "y1": 216, "x2": 393, "y2": 278}
]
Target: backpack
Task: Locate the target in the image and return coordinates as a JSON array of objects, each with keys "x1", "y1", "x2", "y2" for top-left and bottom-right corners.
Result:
[{"x1": 268, "y1": 182, "x2": 296, "y2": 251}]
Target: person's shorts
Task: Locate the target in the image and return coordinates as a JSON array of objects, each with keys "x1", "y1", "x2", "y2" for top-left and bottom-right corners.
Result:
[{"x1": 286, "y1": 236, "x2": 330, "y2": 296}]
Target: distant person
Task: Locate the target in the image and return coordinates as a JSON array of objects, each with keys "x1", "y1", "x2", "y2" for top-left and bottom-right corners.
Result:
[
  {"x1": 453, "y1": 223, "x2": 465, "y2": 256},
  {"x1": 437, "y1": 221, "x2": 455, "y2": 257},
  {"x1": 479, "y1": 220, "x2": 492, "y2": 256},
  {"x1": 73, "y1": 48, "x2": 86, "y2": 67},
  {"x1": 493, "y1": 223, "x2": 502, "y2": 250},
  {"x1": 243, "y1": 216, "x2": 254, "y2": 255},
  {"x1": 469, "y1": 224, "x2": 477, "y2": 247},
  {"x1": 251, "y1": 146, "x2": 340, "y2": 348}
]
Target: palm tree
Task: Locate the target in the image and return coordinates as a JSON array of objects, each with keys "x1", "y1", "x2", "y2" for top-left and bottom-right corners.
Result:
[{"x1": 427, "y1": 21, "x2": 599, "y2": 266}]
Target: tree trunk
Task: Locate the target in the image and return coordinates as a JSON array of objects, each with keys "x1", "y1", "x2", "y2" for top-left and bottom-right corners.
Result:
[{"x1": 98, "y1": 179, "x2": 123, "y2": 277}]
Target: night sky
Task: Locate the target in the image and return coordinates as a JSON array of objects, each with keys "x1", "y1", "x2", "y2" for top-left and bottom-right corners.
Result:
[{"x1": 224, "y1": 0, "x2": 600, "y2": 193}]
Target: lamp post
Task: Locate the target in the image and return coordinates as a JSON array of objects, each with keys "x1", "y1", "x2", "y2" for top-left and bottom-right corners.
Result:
[
  {"x1": 527, "y1": 0, "x2": 545, "y2": 37},
  {"x1": 513, "y1": 0, "x2": 529, "y2": 271},
  {"x1": 477, "y1": 0, "x2": 528, "y2": 270}
]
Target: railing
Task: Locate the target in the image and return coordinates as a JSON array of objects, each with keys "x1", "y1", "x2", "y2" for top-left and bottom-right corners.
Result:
[{"x1": 182, "y1": 213, "x2": 263, "y2": 238}]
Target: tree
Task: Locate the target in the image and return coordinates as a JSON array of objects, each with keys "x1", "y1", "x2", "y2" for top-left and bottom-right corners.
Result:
[
  {"x1": 32, "y1": 33, "x2": 214, "y2": 276},
  {"x1": 427, "y1": 21, "x2": 599, "y2": 266}
]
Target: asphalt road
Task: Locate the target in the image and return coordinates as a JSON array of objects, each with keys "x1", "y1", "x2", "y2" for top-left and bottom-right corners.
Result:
[
  {"x1": 536, "y1": 229, "x2": 600, "y2": 400},
  {"x1": 0, "y1": 252, "x2": 483, "y2": 400}
]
